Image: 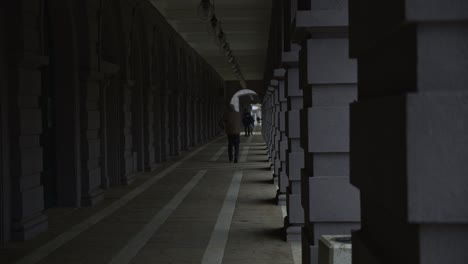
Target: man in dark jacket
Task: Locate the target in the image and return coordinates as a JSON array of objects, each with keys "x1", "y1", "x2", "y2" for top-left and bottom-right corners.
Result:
[{"x1": 223, "y1": 104, "x2": 241, "y2": 163}]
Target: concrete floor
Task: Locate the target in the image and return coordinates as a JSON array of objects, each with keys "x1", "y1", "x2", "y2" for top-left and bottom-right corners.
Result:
[{"x1": 0, "y1": 127, "x2": 301, "y2": 264}]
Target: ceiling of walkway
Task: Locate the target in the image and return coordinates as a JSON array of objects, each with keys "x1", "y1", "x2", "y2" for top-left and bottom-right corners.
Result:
[{"x1": 150, "y1": 0, "x2": 272, "y2": 81}]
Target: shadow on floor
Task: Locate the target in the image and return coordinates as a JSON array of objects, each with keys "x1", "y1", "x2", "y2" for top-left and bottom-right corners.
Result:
[
  {"x1": 249, "y1": 166, "x2": 272, "y2": 171},
  {"x1": 248, "y1": 197, "x2": 277, "y2": 205},
  {"x1": 252, "y1": 227, "x2": 285, "y2": 242},
  {"x1": 248, "y1": 178, "x2": 274, "y2": 184}
]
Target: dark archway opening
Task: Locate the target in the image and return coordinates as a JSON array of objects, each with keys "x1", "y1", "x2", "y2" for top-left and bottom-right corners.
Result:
[
  {"x1": 129, "y1": 21, "x2": 145, "y2": 172},
  {"x1": 101, "y1": 1, "x2": 125, "y2": 186},
  {"x1": 41, "y1": 0, "x2": 57, "y2": 208}
]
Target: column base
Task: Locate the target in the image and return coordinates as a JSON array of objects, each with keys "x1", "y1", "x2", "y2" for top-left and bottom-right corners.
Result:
[
  {"x1": 81, "y1": 188, "x2": 104, "y2": 207},
  {"x1": 121, "y1": 172, "x2": 137, "y2": 186},
  {"x1": 11, "y1": 213, "x2": 48, "y2": 241},
  {"x1": 276, "y1": 191, "x2": 286, "y2": 205},
  {"x1": 145, "y1": 163, "x2": 159, "y2": 172},
  {"x1": 272, "y1": 173, "x2": 278, "y2": 185},
  {"x1": 284, "y1": 217, "x2": 302, "y2": 241}
]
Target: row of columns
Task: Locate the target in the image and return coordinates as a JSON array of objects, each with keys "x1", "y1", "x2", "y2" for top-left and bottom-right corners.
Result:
[
  {"x1": 263, "y1": 0, "x2": 468, "y2": 263},
  {"x1": 0, "y1": 0, "x2": 226, "y2": 242},
  {"x1": 264, "y1": 2, "x2": 361, "y2": 263}
]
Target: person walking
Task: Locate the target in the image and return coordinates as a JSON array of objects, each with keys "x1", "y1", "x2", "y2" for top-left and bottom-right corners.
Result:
[
  {"x1": 223, "y1": 104, "x2": 241, "y2": 163},
  {"x1": 242, "y1": 110, "x2": 254, "y2": 136}
]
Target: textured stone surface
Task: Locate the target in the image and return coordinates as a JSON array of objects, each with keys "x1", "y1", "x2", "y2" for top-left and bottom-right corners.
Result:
[
  {"x1": 0, "y1": 131, "x2": 296, "y2": 264},
  {"x1": 318, "y1": 235, "x2": 351, "y2": 264}
]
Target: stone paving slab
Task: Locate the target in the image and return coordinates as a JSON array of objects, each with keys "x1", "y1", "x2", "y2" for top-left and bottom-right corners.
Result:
[{"x1": 1, "y1": 127, "x2": 296, "y2": 264}]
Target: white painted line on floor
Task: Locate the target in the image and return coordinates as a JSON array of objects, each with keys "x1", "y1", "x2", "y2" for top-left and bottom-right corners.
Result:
[
  {"x1": 210, "y1": 146, "x2": 226, "y2": 161},
  {"x1": 109, "y1": 170, "x2": 208, "y2": 264},
  {"x1": 14, "y1": 138, "x2": 218, "y2": 264},
  {"x1": 201, "y1": 171, "x2": 243, "y2": 264}
]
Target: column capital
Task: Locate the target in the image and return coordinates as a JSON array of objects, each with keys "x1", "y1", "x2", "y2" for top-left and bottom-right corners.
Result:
[
  {"x1": 291, "y1": 9, "x2": 349, "y2": 43},
  {"x1": 266, "y1": 86, "x2": 275, "y2": 95},
  {"x1": 273, "y1": 68, "x2": 287, "y2": 80},
  {"x1": 281, "y1": 51, "x2": 300, "y2": 67}
]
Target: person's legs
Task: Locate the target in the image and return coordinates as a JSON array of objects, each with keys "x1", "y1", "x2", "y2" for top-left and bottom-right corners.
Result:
[
  {"x1": 227, "y1": 135, "x2": 233, "y2": 162},
  {"x1": 244, "y1": 125, "x2": 248, "y2": 136},
  {"x1": 233, "y1": 134, "x2": 240, "y2": 162}
]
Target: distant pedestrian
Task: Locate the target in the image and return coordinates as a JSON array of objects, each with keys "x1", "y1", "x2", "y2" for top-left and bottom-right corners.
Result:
[
  {"x1": 242, "y1": 110, "x2": 254, "y2": 136},
  {"x1": 223, "y1": 104, "x2": 241, "y2": 163}
]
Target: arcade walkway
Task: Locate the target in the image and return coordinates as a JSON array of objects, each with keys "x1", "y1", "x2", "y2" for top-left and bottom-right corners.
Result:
[{"x1": 0, "y1": 127, "x2": 300, "y2": 264}]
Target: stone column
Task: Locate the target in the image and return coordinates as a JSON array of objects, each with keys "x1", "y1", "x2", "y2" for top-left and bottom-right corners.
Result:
[
  {"x1": 8, "y1": 55, "x2": 49, "y2": 241},
  {"x1": 293, "y1": 1, "x2": 361, "y2": 263},
  {"x1": 168, "y1": 92, "x2": 179, "y2": 157},
  {"x1": 264, "y1": 90, "x2": 274, "y2": 164},
  {"x1": 103, "y1": 74, "x2": 124, "y2": 187},
  {"x1": 349, "y1": 1, "x2": 468, "y2": 263},
  {"x1": 183, "y1": 93, "x2": 190, "y2": 150},
  {"x1": 99, "y1": 62, "x2": 117, "y2": 190},
  {"x1": 201, "y1": 98, "x2": 208, "y2": 142},
  {"x1": 184, "y1": 95, "x2": 192, "y2": 149},
  {"x1": 160, "y1": 91, "x2": 170, "y2": 161},
  {"x1": 190, "y1": 97, "x2": 198, "y2": 147},
  {"x1": 274, "y1": 72, "x2": 289, "y2": 206},
  {"x1": 271, "y1": 81, "x2": 281, "y2": 185},
  {"x1": 0, "y1": 11, "x2": 9, "y2": 241},
  {"x1": 206, "y1": 98, "x2": 211, "y2": 140},
  {"x1": 283, "y1": 49, "x2": 305, "y2": 241},
  {"x1": 79, "y1": 71, "x2": 105, "y2": 206},
  {"x1": 2, "y1": 1, "x2": 48, "y2": 240},
  {"x1": 211, "y1": 99, "x2": 217, "y2": 138},
  {"x1": 194, "y1": 97, "x2": 202, "y2": 145},
  {"x1": 151, "y1": 84, "x2": 162, "y2": 164},
  {"x1": 9, "y1": 55, "x2": 49, "y2": 240},
  {"x1": 206, "y1": 98, "x2": 213, "y2": 139},
  {"x1": 173, "y1": 93, "x2": 181, "y2": 156},
  {"x1": 144, "y1": 85, "x2": 158, "y2": 171},
  {"x1": 175, "y1": 93, "x2": 182, "y2": 154},
  {"x1": 131, "y1": 80, "x2": 145, "y2": 172},
  {"x1": 122, "y1": 80, "x2": 136, "y2": 184}
]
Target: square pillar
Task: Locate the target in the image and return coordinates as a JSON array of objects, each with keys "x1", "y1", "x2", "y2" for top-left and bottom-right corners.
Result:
[
  {"x1": 274, "y1": 74, "x2": 289, "y2": 206},
  {"x1": 144, "y1": 85, "x2": 158, "y2": 171},
  {"x1": 350, "y1": 1, "x2": 468, "y2": 263},
  {"x1": 283, "y1": 50, "x2": 305, "y2": 241},
  {"x1": 79, "y1": 71, "x2": 105, "y2": 206},
  {"x1": 9, "y1": 55, "x2": 49, "y2": 241},
  {"x1": 293, "y1": 1, "x2": 361, "y2": 263},
  {"x1": 160, "y1": 91, "x2": 170, "y2": 161}
]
